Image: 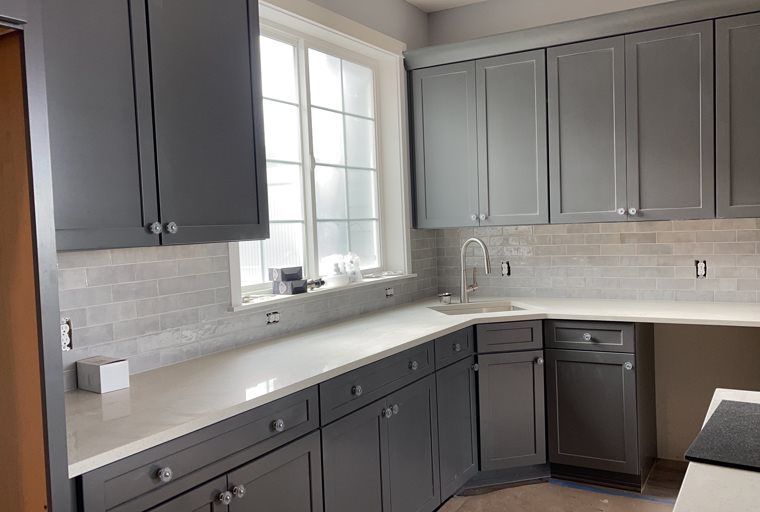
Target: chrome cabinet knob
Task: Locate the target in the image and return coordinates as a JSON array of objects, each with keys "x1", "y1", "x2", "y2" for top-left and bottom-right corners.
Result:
[
  {"x1": 156, "y1": 467, "x2": 173, "y2": 483},
  {"x1": 583, "y1": 332, "x2": 592, "y2": 342},
  {"x1": 453, "y1": 343, "x2": 462, "y2": 353},
  {"x1": 470, "y1": 214, "x2": 477, "y2": 222},
  {"x1": 148, "y1": 221, "x2": 162, "y2": 234},
  {"x1": 617, "y1": 208, "x2": 626, "y2": 216},
  {"x1": 408, "y1": 360, "x2": 419, "y2": 371},
  {"x1": 165, "y1": 221, "x2": 178, "y2": 234},
  {"x1": 479, "y1": 213, "x2": 487, "y2": 221},
  {"x1": 392, "y1": 404, "x2": 399, "y2": 415},
  {"x1": 471, "y1": 363, "x2": 479, "y2": 372},
  {"x1": 381, "y1": 407, "x2": 393, "y2": 419},
  {"x1": 624, "y1": 362, "x2": 634, "y2": 371},
  {"x1": 232, "y1": 484, "x2": 246, "y2": 499},
  {"x1": 535, "y1": 357, "x2": 544, "y2": 366},
  {"x1": 628, "y1": 207, "x2": 638, "y2": 216},
  {"x1": 351, "y1": 384, "x2": 363, "y2": 397},
  {"x1": 218, "y1": 491, "x2": 233, "y2": 505},
  {"x1": 271, "y1": 418, "x2": 285, "y2": 432}
]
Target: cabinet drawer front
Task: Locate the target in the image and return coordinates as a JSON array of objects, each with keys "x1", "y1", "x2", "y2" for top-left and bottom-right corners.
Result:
[
  {"x1": 545, "y1": 320, "x2": 634, "y2": 352},
  {"x1": 320, "y1": 343, "x2": 434, "y2": 425},
  {"x1": 476, "y1": 321, "x2": 543, "y2": 353},
  {"x1": 83, "y1": 387, "x2": 319, "y2": 512},
  {"x1": 435, "y1": 328, "x2": 474, "y2": 368}
]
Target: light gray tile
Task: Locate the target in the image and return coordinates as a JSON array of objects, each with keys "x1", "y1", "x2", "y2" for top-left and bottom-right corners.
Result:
[
  {"x1": 57, "y1": 250, "x2": 111, "y2": 269},
  {"x1": 134, "y1": 260, "x2": 179, "y2": 281},
  {"x1": 86, "y1": 264, "x2": 136, "y2": 286},
  {"x1": 86, "y1": 302, "x2": 137, "y2": 325},
  {"x1": 59, "y1": 285, "x2": 112, "y2": 309},
  {"x1": 114, "y1": 316, "x2": 161, "y2": 340},
  {"x1": 160, "y1": 308, "x2": 201, "y2": 330},
  {"x1": 157, "y1": 272, "x2": 229, "y2": 295},
  {"x1": 112, "y1": 281, "x2": 158, "y2": 302},
  {"x1": 58, "y1": 268, "x2": 88, "y2": 290},
  {"x1": 696, "y1": 230, "x2": 736, "y2": 243},
  {"x1": 621, "y1": 232, "x2": 656, "y2": 244},
  {"x1": 136, "y1": 289, "x2": 217, "y2": 316},
  {"x1": 73, "y1": 323, "x2": 114, "y2": 348}
]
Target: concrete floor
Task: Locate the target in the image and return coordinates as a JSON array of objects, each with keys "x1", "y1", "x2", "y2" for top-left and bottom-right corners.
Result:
[{"x1": 439, "y1": 480, "x2": 674, "y2": 512}]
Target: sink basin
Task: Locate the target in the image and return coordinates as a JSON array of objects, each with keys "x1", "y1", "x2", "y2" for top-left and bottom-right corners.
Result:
[{"x1": 429, "y1": 301, "x2": 525, "y2": 315}]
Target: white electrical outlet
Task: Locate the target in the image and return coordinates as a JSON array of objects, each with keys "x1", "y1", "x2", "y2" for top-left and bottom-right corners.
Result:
[
  {"x1": 385, "y1": 287, "x2": 395, "y2": 298},
  {"x1": 61, "y1": 318, "x2": 72, "y2": 351},
  {"x1": 695, "y1": 260, "x2": 707, "y2": 279},
  {"x1": 266, "y1": 311, "x2": 280, "y2": 325},
  {"x1": 501, "y1": 261, "x2": 511, "y2": 277}
]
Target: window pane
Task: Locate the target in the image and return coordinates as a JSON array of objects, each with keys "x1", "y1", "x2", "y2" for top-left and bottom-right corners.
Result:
[
  {"x1": 267, "y1": 163, "x2": 303, "y2": 221},
  {"x1": 260, "y1": 36, "x2": 297, "y2": 103},
  {"x1": 315, "y1": 165, "x2": 347, "y2": 219},
  {"x1": 345, "y1": 116, "x2": 376, "y2": 168},
  {"x1": 264, "y1": 100, "x2": 301, "y2": 162},
  {"x1": 350, "y1": 220, "x2": 379, "y2": 269},
  {"x1": 263, "y1": 223, "x2": 305, "y2": 271},
  {"x1": 239, "y1": 240, "x2": 263, "y2": 287},
  {"x1": 342, "y1": 60, "x2": 374, "y2": 118},
  {"x1": 311, "y1": 108, "x2": 345, "y2": 165},
  {"x1": 317, "y1": 221, "x2": 349, "y2": 274},
  {"x1": 347, "y1": 169, "x2": 378, "y2": 219},
  {"x1": 308, "y1": 49, "x2": 342, "y2": 111}
]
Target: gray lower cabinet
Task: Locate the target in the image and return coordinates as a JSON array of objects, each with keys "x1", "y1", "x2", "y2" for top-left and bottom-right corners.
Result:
[
  {"x1": 322, "y1": 374, "x2": 440, "y2": 512},
  {"x1": 624, "y1": 21, "x2": 715, "y2": 221},
  {"x1": 478, "y1": 350, "x2": 545, "y2": 471},
  {"x1": 149, "y1": 476, "x2": 228, "y2": 512},
  {"x1": 43, "y1": 0, "x2": 268, "y2": 250},
  {"x1": 548, "y1": 37, "x2": 628, "y2": 224},
  {"x1": 716, "y1": 12, "x2": 760, "y2": 218},
  {"x1": 436, "y1": 356, "x2": 479, "y2": 499},
  {"x1": 411, "y1": 62, "x2": 479, "y2": 229},
  {"x1": 476, "y1": 50, "x2": 548, "y2": 226}
]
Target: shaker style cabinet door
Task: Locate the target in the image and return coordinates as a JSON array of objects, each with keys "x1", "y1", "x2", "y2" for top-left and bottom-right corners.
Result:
[
  {"x1": 228, "y1": 432, "x2": 323, "y2": 512},
  {"x1": 148, "y1": 476, "x2": 229, "y2": 512},
  {"x1": 546, "y1": 349, "x2": 639, "y2": 475},
  {"x1": 716, "y1": 13, "x2": 760, "y2": 218},
  {"x1": 548, "y1": 37, "x2": 627, "y2": 224},
  {"x1": 412, "y1": 62, "x2": 479, "y2": 228},
  {"x1": 44, "y1": 0, "x2": 160, "y2": 250},
  {"x1": 478, "y1": 351, "x2": 546, "y2": 471},
  {"x1": 476, "y1": 50, "x2": 548, "y2": 226},
  {"x1": 145, "y1": 0, "x2": 268, "y2": 244},
  {"x1": 624, "y1": 21, "x2": 715, "y2": 221},
  {"x1": 436, "y1": 356, "x2": 479, "y2": 499}
]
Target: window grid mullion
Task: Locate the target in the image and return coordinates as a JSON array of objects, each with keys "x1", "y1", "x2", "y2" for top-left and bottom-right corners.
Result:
[
  {"x1": 339, "y1": 58, "x2": 353, "y2": 259},
  {"x1": 300, "y1": 41, "x2": 320, "y2": 278}
]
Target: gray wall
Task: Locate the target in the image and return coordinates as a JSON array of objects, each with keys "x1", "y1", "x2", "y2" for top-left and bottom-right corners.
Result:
[
  {"x1": 58, "y1": 230, "x2": 436, "y2": 390},
  {"x1": 308, "y1": 0, "x2": 429, "y2": 49},
  {"x1": 427, "y1": 0, "x2": 677, "y2": 45}
]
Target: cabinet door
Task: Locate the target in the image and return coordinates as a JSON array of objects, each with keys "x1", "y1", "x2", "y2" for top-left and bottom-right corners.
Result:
[
  {"x1": 478, "y1": 351, "x2": 545, "y2": 471},
  {"x1": 145, "y1": 0, "x2": 268, "y2": 244},
  {"x1": 546, "y1": 349, "x2": 639, "y2": 474},
  {"x1": 322, "y1": 398, "x2": 387, "y2": 512},
  {"x1": 148, "y1": 476, "x2": 228, "y2": 512},
  {"x1": 548, "y1": 37, "x2": 627, "y2": 223},
  {"x1": 0, "y1": 0, "x2": 25, "y2": 22},
  {"x1": 386, "y1": 375, "x2": 440, "y2": 512},
  {"x1": 412, "y1": 62, "x2": 479, "y2": 228},
  {"x1": 228, "y1": 432, "x2": 323, "y2": 512},
  {"x1": 717, "y1": 13, "x2": 760, "y2": 218},
  {"x1": 625, "y1": 22, "x2": 714, "y2": 221},
  {"x1": 476, "y1": 50, "x2": 548, "y2": 226},
  {"x1": 43, "y1": 0, "x2": 160, "y2": 250},
  {"x1": 436, "y1": 356, "x2": 478, "y2": 499}
]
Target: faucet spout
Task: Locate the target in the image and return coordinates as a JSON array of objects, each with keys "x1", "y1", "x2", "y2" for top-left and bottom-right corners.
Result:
[{"x1": 460, "y1": 237, "x2": 491, "y2": 304}]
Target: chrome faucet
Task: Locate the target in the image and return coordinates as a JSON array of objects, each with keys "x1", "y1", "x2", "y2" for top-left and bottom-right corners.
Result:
[{"x1": 460, "y1": 237, "x2": 491, "y2": 303}]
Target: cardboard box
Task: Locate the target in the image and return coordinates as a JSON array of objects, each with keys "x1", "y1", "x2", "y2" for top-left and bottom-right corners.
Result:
[
  {"x1": 273, "y1": 279, "x2": 308, "y2": 295},
  {"x1": 268, "y1": 266, "x2": 303, "y2": 282},
  {"x1": 77, "y1": 356, "x2": 130, "y2": 394}
]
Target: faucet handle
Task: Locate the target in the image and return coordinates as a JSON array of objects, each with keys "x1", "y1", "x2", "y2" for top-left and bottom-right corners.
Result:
[{"x1": 466, "y1": 267, "x2": 479, "y2": 294}]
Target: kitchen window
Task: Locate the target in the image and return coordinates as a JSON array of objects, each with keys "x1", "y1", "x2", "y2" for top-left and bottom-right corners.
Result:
[{"x1": 230, "y1": 13, "x2": 411, "y2": 307}]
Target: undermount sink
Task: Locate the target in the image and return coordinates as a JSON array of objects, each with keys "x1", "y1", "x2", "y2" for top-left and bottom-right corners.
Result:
[{"x1": 429, "y1": 301, "x2": 525, "y2": 315}]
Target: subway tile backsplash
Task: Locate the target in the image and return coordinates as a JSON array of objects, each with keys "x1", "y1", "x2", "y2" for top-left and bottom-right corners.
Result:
[
  {"x1": 437, "y1": 218, "x2": 760, "y2": 302},
  {"x1": 58, "y1": 230, "x2": 437, "y2": 390}
]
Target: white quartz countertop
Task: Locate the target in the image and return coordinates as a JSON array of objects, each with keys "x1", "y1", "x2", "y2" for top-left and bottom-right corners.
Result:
[
  {"x1": 65, "y1": 296, "x2": 760, "y2": 477},
  {"x1": 673, "y1": 388, "x2": 760, "y2": 512}
]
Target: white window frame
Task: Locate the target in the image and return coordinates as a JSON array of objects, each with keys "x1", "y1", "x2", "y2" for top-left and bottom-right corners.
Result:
[{"x1": 229, "y1": 2, "x2": 413, "y2": 309}]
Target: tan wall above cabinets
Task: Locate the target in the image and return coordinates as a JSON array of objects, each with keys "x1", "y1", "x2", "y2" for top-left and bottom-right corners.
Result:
[{"x1": 408, "y1": 1, "x2": 760, "y2": 229}]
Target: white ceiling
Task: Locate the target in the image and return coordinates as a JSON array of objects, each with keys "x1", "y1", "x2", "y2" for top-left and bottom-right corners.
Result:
[{"x1": 405, "y1": 0, "x2": 488, "y2": 13}]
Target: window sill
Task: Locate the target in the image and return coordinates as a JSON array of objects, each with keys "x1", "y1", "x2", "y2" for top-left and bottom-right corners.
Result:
[{"x1": 231, "y1": 273, "x2": 418, "y2": 312}]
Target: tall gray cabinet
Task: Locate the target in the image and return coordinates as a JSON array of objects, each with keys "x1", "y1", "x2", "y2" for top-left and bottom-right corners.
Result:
[
  {"x1": 412, "y1": 50, "x2": 548, "y2": 228},
  {"x1": 716, "y1": 12, "x2": 760, "y2": 218},
  {"x1": 625, "y1": 21, "x2": 715, "y2": 221},
  {"x1": 43, "y1": 0, "x2": 269, "y2": 250}
]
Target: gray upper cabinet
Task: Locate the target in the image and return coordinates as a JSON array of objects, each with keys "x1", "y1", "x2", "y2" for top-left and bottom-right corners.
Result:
[
  {"x1": 716, "y1": 13, "x2": 760, "y2": 218},
  {"x1": 548, "y1": 37, "x2": 627, "y2": 224},
  {"x1": 0, "y1": 0, "x2": 26, "y2": 22},
  {"x1": 478, "y1": 350, "x2": 546, "y2": 471},
  {"x1": 146, "y1": 0, "x2": 268, "y2": 245},
  {"x1": 44, "y1": 0, "x2": 268, "y2": 250},
  {"x1": 412, "y1": 62, "x2": 479, "y2": 228},
  {"x1": 476, "y1": 50, "x2": 548, "y2": 226},
  {"x1": 625, "y1": 21, "x2": 715, "y2": 221},
  {"x1": 43, "y1": 0, "x2": 160, "y2": 250}
]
